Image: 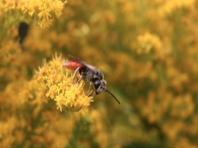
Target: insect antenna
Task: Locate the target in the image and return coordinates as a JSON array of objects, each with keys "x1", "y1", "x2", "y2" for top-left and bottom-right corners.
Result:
[{"x1": 105, "y1": 89, "x2": 120, "y2": 104}]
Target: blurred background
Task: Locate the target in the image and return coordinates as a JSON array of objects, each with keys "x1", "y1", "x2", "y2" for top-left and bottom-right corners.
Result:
[{"x1": 0, "y1": 0, "x2": 198, "y2": 147}]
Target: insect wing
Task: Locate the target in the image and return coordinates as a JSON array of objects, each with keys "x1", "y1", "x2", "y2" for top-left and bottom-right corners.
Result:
[
  {"x1": 83, "y1": 63, "x2": 97, "y2": 71},
  {"x1": 69, "y1": 58, "x2": 98, "y2": 71}
]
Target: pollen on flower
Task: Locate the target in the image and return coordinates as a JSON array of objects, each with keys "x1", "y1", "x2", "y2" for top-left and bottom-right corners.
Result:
[
  {"x1": 158, "y1": 0, "x2": 195, "y2": 17},
  {"x1": 136, "y1": 32, "x2": 162, "y2": 54},
  {"x1": 135, "y1": 32, "x2": 169, "y2": 60},
  {"x1": 0, "y1": 0, "x2": 67, "y2": 27},
  {"x1": 34, "y1": 56, "x2": 93, "y2": 112}
]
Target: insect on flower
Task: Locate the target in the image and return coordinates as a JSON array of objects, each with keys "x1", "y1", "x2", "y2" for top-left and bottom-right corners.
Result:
[
  {"x1": 63, "y1": 58, "x2": 120, "y2": 104},
  {"x1": 18, "y1": 21, "x2": 29, "y2": 44}
]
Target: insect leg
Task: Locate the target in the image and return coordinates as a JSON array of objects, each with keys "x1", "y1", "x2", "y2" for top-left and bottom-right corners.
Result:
[
  {"x1": 87, "y1": 82, "x2": 95, "y2": 97},
  {"x1": 72, "y1": 67, "x2": 80, "y2": 79},
  {"x1": 72, "y1": 67, "x2": 82, "y2": 83},
  {"x1": 88, "y1": 90, "x2": 95, "y2": 97},
  {"x1": 76, "y1": 74, "x2": 83, "y2": 83},
  {"x1": 72, "y1": 67, "x2": 84, "y2": 84}
]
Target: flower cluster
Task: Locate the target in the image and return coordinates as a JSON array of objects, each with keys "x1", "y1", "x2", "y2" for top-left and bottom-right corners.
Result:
[
  {"x1": 0, "y1": 0, "x2": 66, "y2": 27},
  {"x1": 158, "y1": 0, "x2": 195, "y2": 17},
  {"x1": 33, "y1": 56, "x2": 93, "y2": 111},
  {"x1": 1, "y1": 0, "x2": 198, "y2": 147},
  {"x1": 136, "y1": 32, "x2": 161, "y2": 53}
]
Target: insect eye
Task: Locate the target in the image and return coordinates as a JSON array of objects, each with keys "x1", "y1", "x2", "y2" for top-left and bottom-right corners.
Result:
[
  {"x1": 94, "y1": 80, "x2": 100, "y2": 85},
  {"x1": 95, "y1": 71, "x2": 101, "y2": 75},
  {"x1": 94, "y1": 80, "x2": 101, "y2": 89},
  {"x1": 94, "y1": 71, "x2": 103, "y2": 79},
  {"x1": 93, "y1": 77, "x2": 99, "y2": 81}
]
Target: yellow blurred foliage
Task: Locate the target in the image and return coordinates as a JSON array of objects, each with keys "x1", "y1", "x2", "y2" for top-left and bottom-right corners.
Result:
[{"x1": 0, "y1": 0, "x2": 198, "y2": 147}]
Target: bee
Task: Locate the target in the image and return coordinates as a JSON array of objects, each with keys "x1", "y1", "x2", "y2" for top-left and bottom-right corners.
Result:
[
  {"x1": 18, "y1": 21, "x2": 29, "y2": 44},
  {"x1": 63, "y1": 59, "x2": 120, "y2": 104}
]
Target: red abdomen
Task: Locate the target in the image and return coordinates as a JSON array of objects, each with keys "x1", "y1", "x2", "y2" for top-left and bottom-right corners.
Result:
[{"x1": 63, "y1": 61, "x2": 82, "y2": 70}]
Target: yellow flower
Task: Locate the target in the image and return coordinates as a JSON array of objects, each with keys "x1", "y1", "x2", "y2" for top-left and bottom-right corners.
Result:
[
  {"x1": 0, "y1": 117, "x2": 17, "y2": 147},
  {"x1": 136, "y1": 32, "x2": 162, "y2": 54},
  {"x1": 0, "y1": 0, "x2": 67, "y2": 27},
  {"x1": 135, "y1": 32, "x2": 168, "y2": 60},
  {"x1": 158, "y1": 0, "x2": 195, "y2": 17},
  {"x1": 34, "y1": 55, "x2": 93, "y2": 111}
]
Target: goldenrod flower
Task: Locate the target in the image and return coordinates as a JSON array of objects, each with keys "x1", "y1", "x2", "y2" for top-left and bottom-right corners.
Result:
[
  {"x1": 136, "y1": 32, "x2": 162, "y2": 54},
  {"x1": 34, "y1": 56, "x2": 93, "y2": 111},
  {"x1": 158, "y1": 0, "x2": 195, "y2": 17},
  {"x1": 0, "y1": 0, "x2": 67, "y2": 27},
  {"x1": 135, "y1": 32, "x2": 169, "y2": 60}
]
